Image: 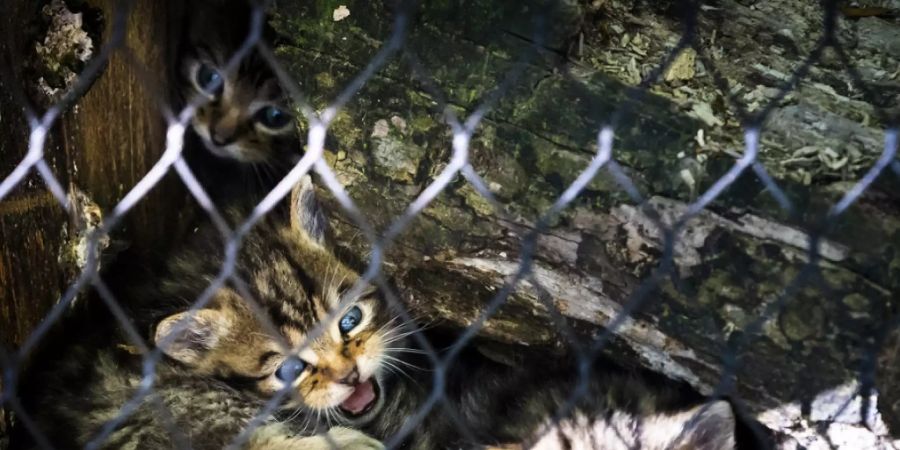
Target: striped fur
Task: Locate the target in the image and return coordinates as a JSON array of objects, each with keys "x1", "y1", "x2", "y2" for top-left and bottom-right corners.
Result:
[
  {"x1": 9, "y1": 178, "x2": 386, "y2": 449},
  {"x1": 347, "y1": 338, "x2": 740, "y2": 449},
  {"x1": 172, "y1": 0, "x2": 300, "y2": 204}
]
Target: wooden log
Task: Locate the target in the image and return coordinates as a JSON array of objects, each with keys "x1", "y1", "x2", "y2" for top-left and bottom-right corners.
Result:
[{"x1": 270, "y1": 0, "x2": 900, "y2": 446}]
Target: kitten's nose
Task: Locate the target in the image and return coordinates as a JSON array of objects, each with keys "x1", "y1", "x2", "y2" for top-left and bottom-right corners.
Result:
[
  {"x1": 338, "y1": 367, "x2": 360, "y2": 385},
  {"x1": 211, "y1": 128, "x2": 236, "y2": 146},
  {"x1": 211, "y1": 119, "x2": 237, "y2": 146}
]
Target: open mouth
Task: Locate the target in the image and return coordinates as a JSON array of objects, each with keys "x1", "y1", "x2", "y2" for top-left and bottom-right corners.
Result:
[{"x1": 339, "y1": 379, "x2": 379, "y2": 417}]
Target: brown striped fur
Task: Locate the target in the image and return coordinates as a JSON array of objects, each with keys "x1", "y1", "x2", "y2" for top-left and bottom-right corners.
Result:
[
  {"x1": 8, "y1": 177, "x2": 386, "y2": 449},
  {"x1": 175, "y1": 0, "x2": 298, "y2": 164}
]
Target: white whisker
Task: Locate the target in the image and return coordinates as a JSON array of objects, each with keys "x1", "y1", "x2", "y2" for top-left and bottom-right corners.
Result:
[
  {"x1": 385, "y1": 346, "x2": 427, "y2": 355},
  {"x1": 379, "y1": 360, "x2": 421, "y2": 386},
  {"x1": 380, "y1": 331, "x2": 420, "y2": 345},
  {"x1": 382, "y1": 354, "x2": 426, "y2": 371},
  {"x1": 374, "y1": 316, "x2": 401, "y2": 335}
]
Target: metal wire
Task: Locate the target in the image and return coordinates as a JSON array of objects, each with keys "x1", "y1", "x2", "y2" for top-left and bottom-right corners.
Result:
[{"x1": 1, "y1": 0, "x2": 898, "y2": 449}]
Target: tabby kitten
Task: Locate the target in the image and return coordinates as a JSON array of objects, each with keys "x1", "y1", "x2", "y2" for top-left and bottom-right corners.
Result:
[
  {"x1": 173, "y1": 0, "x2": 300, "y2": 200},
  {"x1": 8, "y1": 177, "x2": 383, "y2": 450}
]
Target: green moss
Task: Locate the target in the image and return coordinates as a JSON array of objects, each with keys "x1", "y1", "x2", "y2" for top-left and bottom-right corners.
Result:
[
  {"x1": 720, "y1": 304, "x2": 750, "y2": 330},
  {"x1": 533, "y1": 146, "x2": 627, "y2": 194},
  {"x1": 457, "y1": 184, "x2": 496, "y2": 217},
  {"x1": 841, "y1": 293, "x2": 869, "y2": 311},
  {"x1": 328, "y1": 109, "x2": 364, "y2": 153},
  {"x1": 696, "y1": 271, "x2": 746, "y2": 305},
  {"x1": 762, "y1": 317, "x2": 791, "y2": 351},
  {"x1": 371, "y1": 136, "x2": 424, "y2": 183},
  {"x1": 780, "y1": 302, "x2": 823, "y2": 342},
  {"x1": 315, "y1": 72, "x2": 336, "y2": 90},
  {"x1": 469, "y1": 147, "x2": 526, "y2": 200},
  {"x1": 422, "y1": 200, "x2": 474, "y2": 233}
]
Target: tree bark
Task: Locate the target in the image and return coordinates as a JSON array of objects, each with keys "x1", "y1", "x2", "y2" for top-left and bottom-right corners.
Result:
[
  {"x1": 0, "y1": 0, "x2": 185, "y2": 349},
  {"x1": 272, "y1": 0, "x2": 899, "y2": 446},
  {"x1": 1, "y1": 0, "x2": 180, "y2": 443}
]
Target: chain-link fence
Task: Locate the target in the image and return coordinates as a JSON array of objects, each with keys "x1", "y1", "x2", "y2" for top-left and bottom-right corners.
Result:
[{"x1": 2, "y1": 0, "x2": 899, "y2": 448}]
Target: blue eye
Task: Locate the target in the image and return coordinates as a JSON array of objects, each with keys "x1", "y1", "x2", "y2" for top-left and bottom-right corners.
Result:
[
  {"x1": 195, "y1": 64, "x2": 223, "y2": 96},
  {"x1": 255, "y1": 106, "x2": 291, "y2": 129},
  {"x1": 275, "y1": 357, "x2": 306, "y2": 382},
  {"x1": 339, "y1": 306, "x2": 362, "y2": 334}
]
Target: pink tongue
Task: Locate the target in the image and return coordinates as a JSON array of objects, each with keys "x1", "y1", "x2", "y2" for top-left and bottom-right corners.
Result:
[{"x1": 340, "y1": 380, "x2": 375, "y2": 415}]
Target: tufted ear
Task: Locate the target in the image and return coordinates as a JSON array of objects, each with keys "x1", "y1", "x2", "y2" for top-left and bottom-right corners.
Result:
[
  {"x1": 289, "y1": 175, "x2": 327, "y2": 246},
  {"x1": 154, "y1": 309, "x2": 231, "y2": 365},
  {"x1": 670, "y1": 400, "x2": 737, "y2": 450}
]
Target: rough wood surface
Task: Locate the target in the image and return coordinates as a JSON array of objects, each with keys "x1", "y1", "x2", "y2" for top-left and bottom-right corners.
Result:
[
  {"x1": 0, "y1": 0, "x2": 66, "y2": 365},
  {"x1": 0, "y1": 2, "x2": 188, "y2": 445},
  {"x1": 0, "y1": 0, "x2": 182, "y2": 350}
]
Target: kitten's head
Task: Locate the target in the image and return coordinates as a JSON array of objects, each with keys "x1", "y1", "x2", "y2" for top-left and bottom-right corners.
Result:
[
  {"x1": 176, "y1": 0, "x2": 297, "y2": 163},
  {"x1": 152, "y1": 176, "x2": 403, "y2": 420}
]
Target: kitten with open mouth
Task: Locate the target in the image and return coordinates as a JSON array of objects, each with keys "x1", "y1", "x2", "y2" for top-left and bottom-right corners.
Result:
[{"x1": 7, "y1": 175, "x2": 389, "y2": 449}]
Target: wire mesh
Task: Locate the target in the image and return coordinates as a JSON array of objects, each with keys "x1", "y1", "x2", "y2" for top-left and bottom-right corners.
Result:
[{"x1": 1, "y1": 0, "x2": 899, "y2": 449}]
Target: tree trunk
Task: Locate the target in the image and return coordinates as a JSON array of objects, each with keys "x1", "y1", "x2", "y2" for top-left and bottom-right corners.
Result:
[
  {"x1": 0, "y1": 0, "x2": 180, "y2": 444},
  {"x1": 271, "y1": 0, "x2": 899, "y2": 447}
]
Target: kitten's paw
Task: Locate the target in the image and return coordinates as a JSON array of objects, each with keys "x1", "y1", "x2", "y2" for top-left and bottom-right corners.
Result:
[
  {"x1": 248, "y1": 425, "x2": 382, "y2": 450},
  {"x1": 322, "y1": 427, "x2": 384, "y2": 450}
]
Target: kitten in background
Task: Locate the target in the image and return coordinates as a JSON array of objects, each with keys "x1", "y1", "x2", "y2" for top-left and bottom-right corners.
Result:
[{"x1": 172, "y1": 0, "x2": 300, "y2": 202}]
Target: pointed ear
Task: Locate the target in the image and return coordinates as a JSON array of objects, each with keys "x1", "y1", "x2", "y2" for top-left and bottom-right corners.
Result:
[
  {"x1": 153, "y1": 309, "x2": 231, "y2": 365},
  {"x1": 672, "y1": 401, "x2": 736, "y2": 450},
  {"x1": 290, "y1": 175, "x2": 327, "y2": 246}
]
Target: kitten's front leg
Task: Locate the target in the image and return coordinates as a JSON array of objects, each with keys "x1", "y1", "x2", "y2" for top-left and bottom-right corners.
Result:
[
  {"x1": 249, "y1": 424, "x2": 383, "y2": 450},
  {"x1": 317, "y1": 427, "x2": 384, "y2": 450}
]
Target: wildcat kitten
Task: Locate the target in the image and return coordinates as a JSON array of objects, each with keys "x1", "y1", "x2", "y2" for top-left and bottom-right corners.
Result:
[
  {"x1": 7, "y1": 177, "x2": 382, "y2": 450},
  {"x1": 172, "y1": 0, "x2": 300, "y2": 201},
  {"x1": 134, "y1": 176, "x2": 401, "y2": 420}
]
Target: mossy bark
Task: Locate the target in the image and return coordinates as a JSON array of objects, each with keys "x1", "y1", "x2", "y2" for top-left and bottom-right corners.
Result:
[{"x1": 272, "y1": 0, "x2": 899, "y2": 445}]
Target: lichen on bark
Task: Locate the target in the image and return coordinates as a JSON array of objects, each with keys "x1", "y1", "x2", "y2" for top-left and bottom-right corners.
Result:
[{"x1": 269, "y1": 0, "x2": 900, "y2": 446}]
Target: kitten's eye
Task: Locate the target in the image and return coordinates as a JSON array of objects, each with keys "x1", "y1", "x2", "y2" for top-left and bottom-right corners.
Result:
[
  {"x1": 339, "y1": 306, "x2": 362, "y2": 334},
  {"x1": 275, "y1": 357, "x2": 306, "y2": 382},
  {"x1": 254, "y1": 106, "x2": 291, "y2": 130},
  {"x1": 195, "y1": 64, "x2": 223, "y2": 96}
]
